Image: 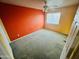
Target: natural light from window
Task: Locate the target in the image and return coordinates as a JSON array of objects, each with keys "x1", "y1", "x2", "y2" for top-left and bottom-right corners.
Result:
[{"x1": 47, "y1": 12, "x2": 61, "y2": 24}]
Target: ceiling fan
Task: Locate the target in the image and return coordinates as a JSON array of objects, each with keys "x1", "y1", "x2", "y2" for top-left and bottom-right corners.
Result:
[{"x1": 43, "y1": 0, "x2": 48, "y2": 12}]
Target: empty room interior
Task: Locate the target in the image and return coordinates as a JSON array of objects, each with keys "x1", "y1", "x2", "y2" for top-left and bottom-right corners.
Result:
[{"x1": 0, "y1": 0, "x2": 79, "y2": 59}]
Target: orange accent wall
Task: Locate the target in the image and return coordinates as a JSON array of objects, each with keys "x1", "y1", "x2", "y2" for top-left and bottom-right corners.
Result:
[{"x1": 0, "y1": 3, "x2": 44, "y2": 41}]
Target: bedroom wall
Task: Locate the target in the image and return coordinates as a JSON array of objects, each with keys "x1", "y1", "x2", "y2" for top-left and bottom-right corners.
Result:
[
  {"x1": 0, "y1": 3, "x2": 44, "y2": 41},
  {"x1": 45, "y1": 5, "x2": 78, "y2": 35}
]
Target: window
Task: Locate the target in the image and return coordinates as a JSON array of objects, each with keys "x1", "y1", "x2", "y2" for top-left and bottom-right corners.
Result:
[{"x1": 46, "y1": 12, "x2": 61, "y2": 24}]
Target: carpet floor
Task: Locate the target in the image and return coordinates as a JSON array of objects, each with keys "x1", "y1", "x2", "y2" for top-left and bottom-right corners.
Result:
[{"x1": 10, "y1": 29, "x2": 66, "y2": 59}]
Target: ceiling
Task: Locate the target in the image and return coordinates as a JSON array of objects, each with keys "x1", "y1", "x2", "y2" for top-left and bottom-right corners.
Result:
[{"x1": 0, "y1": 0, "x2": 79, "y2": 10}]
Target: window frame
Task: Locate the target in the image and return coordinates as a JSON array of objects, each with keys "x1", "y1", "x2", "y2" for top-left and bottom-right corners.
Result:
[{"x1": 46, "y1": 12, "x2": 61, "y2": 25}]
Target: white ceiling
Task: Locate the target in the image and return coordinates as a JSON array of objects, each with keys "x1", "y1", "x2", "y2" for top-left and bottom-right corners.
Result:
[
  {"x1": 47, "y1": 0, "x2": 79, "y2": 8},
  {"x1": 0, "y1": 0, "x2": 79, "y2": 10}
]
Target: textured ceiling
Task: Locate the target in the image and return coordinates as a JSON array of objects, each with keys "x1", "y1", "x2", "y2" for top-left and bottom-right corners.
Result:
[
  {"x1": 47, "y1": 0, "x2": 79, "y2": 8},
  {"x1": 0, "y1": 0, "x2": 79, "y2": 10}
]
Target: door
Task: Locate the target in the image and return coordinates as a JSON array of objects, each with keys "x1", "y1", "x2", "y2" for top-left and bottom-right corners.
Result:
[
  {"x1": 0, "y1": 18, "x2": 14, "y2": 59},
  {"x1": 60, "y1": 22, "x2": 79, "y2": 59},
  {"x1": 68, "y1": 23, "x2": 79, "y2": 59}
]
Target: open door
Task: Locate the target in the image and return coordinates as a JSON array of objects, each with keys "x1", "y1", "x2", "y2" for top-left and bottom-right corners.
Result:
[
  {"x1": 60, "y1": 19, "x2": 79, "y2": 59},
  {"x1": 69, "y1": 23, "x2": 79, "y2": 59},
  {"x1": 0, "y1": 18, "x2": 14, "y2": 59}
]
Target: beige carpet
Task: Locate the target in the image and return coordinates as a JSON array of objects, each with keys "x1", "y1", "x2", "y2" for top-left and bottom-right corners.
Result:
[{"x1": 10, "y1": 29, "x2": 66, "y2": 59}]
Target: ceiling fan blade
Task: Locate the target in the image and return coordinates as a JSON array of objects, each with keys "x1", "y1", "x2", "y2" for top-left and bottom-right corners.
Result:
[{"x1": 42, "y1": 0, "x2": 48, "y2": 12}]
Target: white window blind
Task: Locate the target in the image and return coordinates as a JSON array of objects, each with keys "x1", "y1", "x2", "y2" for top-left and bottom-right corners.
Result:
[{"x1": 47, "y1": 12, "x2": 61, "y2": 24}]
